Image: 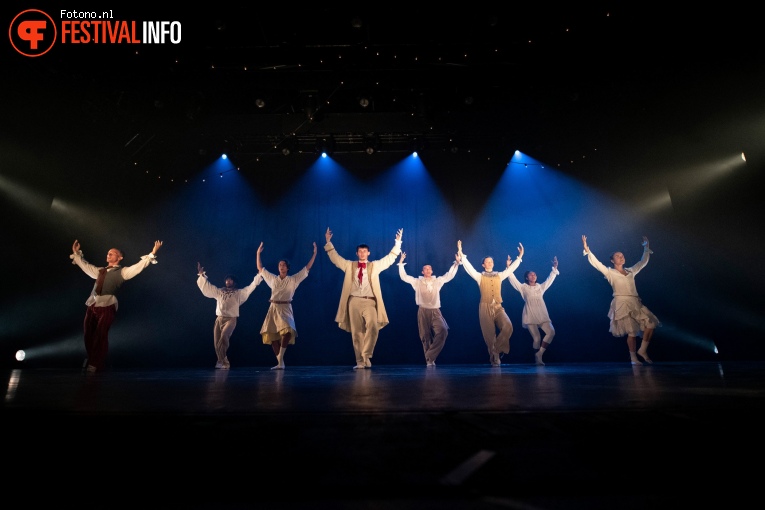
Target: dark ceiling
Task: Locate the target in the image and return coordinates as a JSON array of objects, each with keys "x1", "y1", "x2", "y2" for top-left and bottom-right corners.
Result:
[{"x1": 5, "y1": 5, "x2": 763, "y2": 183}]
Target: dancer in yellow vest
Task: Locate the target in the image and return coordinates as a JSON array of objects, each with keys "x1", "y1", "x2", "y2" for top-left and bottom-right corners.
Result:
[{"x1": 457, "y1": 239, "x2": 523, "y2": 367}]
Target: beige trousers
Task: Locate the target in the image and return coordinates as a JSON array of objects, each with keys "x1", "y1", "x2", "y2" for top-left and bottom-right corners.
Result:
[
  {"x1": 348, "y1": 296, "x2": 380, "y2": 365},
  {"x1": 478, "y1": 302, "x2": 513, "y2": 361}
]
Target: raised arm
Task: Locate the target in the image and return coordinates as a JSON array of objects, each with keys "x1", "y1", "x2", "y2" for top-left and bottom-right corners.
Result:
[
  {"x1": 458, "y1": 241, "x2": 482, "y2": 283},
  {"x1": 305, "y1": 242, "x2": 318, "y2": 271},
  {"x1": 256, "y1": 242, "x2": 264, "y2": 272},
  {"x1": 151, "y1": 240, "x2": 163, "y2": 255},
  {"x1": 398, "y1": 251, "x2": 418, "y2": 285},
  {"x1": 502, "y1": 242, "x2": 523, "y2": 276}
]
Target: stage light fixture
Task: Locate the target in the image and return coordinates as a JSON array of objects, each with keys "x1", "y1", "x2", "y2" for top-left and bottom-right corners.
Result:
[
  {"x1": 301, "y1": 90, "x2": 319, "y2": 121},
  {"x1": 364, "y1": 134, "x2": 379, "y2": 155},
  {"x1": 281, "y1": 135, "x2": 296, "y2": 156},
  {"x1": 315, "y1": 135, "x2": 335, "y2": 156},
  {"x1": 410, "y1": 136, "x2": 425, "y2": 155}
]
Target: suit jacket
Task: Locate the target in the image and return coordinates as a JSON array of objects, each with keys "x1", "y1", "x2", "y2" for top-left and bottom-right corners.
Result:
[{"x1": 325, "y1": 240, "x2": 401, "y2": 332}]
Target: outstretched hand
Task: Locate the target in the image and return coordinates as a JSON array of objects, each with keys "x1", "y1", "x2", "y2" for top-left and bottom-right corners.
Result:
[
  {"x1": 151, "y1": 240, "x2": 163, "y2": 255},
  {"x1": 552, "y1": 256, "x2": 558, "y2": 269},
  {"x1": 72, "y1": 239, "x2": 80, "y2": 254},
  {"x1": 395, "y1": 228, "x2": 403, "y2": 241},
  {"x1": 312, "y1": 242, "x2": 317, "y2": 253},
  {"x1": 197, "y1": 262, "x2": 204, "y2": 274},
  {"x1": 257, "y1": 242, "x2": 264, "y2": 254},
  {"x1": 642, "y1": 236, "x2": 649, "y2": 247},
  {"x1": 325, "y1": 227, "x2": 333, "y2": 243},
  {"x1": 399, "y1": 251, "x2": 406, "y2": 263},
  {"x1": 517, "y1": 242, "x2": 524, "y2": 258},
  {"x1": 581, "y1": 235, "x2": 589, "y2": 252}
]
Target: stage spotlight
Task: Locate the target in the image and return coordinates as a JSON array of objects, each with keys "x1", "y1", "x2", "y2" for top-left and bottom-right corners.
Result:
[
  {"x1": 315, "y1": 136, "x2": 335, "y2": 157},
  {"x1": 15, "y1": 350, "x2": 25, "y2": 361},
  {"x1": 364, "y1": 134, "x2": 379, "y2": 155},
  {"x1": 359, "y1": 96, "x2": 371, "y2": 108},
  {"x1": 410, "y1": 136, "x2": 425, "y2": 155},
  {"x1": 255, "y1": 98, "x2": 266, "y2": 109}
]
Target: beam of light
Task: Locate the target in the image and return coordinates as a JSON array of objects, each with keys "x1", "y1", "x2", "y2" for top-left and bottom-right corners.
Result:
[
  {"x1": 50, "y1": 196, "x2": 119, "y2": 237},
  {"x1": 0, "y1": 173, "x2": 53, "y2": 217},
  {"x1": 670, "y1": 152, "x2": 747, "y2": 195},
  {"x1": 638, "y1": 187, "x2": 674, "y2": 215},
  {"x1": 633, "y1": 151, "x2": 747, "y2": 217},
  {"x1": 4, "y1": 369, "x2": 21, "y2": 403},
  {"x1": 657, "y1": 321, "x2": 717, "y2": 353},
  {"x1": 15, "y1": 335, "x2": 84, "y2": 362}
]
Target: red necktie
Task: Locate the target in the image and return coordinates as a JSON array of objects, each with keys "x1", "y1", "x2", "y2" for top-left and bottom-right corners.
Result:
[
  {"x1": 95, "y1": 267, "x2": 108, "y2": 295},
  {"x1": 357, "y1": 262, "x2": 366, "y2": 284}
]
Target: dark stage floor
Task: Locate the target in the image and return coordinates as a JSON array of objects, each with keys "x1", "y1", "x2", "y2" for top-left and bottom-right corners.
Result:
[{"x1": 3, "y1": 360, "x2": 764, "y2": 509}]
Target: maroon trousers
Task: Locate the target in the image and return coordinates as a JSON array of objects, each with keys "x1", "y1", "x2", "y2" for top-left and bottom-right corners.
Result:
[{"x1": 83, "y1": 304, "x2": 117, "y2": 370}]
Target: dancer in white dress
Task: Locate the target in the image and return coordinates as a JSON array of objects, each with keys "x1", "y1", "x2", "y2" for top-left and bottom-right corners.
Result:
[
  {"x1": 581, "y1": 235, "x2": 660, "y2": 365},
  {"x1": 256, "y1": 241, "x2": 317, "y2": 370},
  {"x1": 506, "y1": 255, "x2": 559, "y2": 366}
]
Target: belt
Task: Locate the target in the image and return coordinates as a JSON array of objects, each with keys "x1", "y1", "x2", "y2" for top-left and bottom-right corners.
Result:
[
  {"x1": 353, "y1": 295, "x2": 376, "y2": 301},
  {"x1": 270, "y1": 300, "x2": 292, "y2": 304}
]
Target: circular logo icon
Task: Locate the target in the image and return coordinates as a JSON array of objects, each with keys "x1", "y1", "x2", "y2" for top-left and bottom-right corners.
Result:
[{"x1": 9, "y1": 9, "x2": 57, "y2": 57}]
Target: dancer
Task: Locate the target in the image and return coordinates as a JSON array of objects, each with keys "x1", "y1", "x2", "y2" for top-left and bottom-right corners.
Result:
[
  {"x1": 457, "y1": 240, "x2": 523, "y2": 366},
  {"x1": 325, "y1": 227, "x2": 403, "y2": 369},
  {"x1": 71, "y1": 239, "x2": 163, "y2": 372},
  {"x1": 197, "y1": 262, "x2": 263, "y2": 370},
  {"x1": 397, "y1": 250, "x2": 461, "y2": 366},
  {"x1": 507, "y1": 255, "x2": 559, "y2": 365},
  {"x1": 582, "y1": 235, "x2": 660, "y2": 365},
  {"x1": 256, "y1": 241, "x2": 317, "y2": 370}
]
